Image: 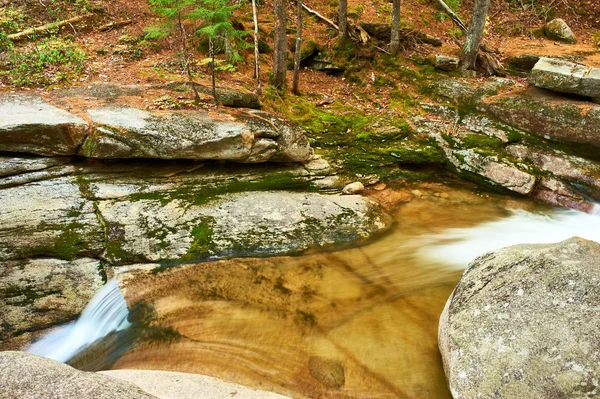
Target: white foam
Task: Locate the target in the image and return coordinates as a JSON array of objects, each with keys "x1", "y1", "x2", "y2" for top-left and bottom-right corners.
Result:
[
  {"x1": 27, "y1": 279, "x2": 130, "y2": 363},
  {"x1": 417, "y1": 208, "x2": 600, "y2": 269}
]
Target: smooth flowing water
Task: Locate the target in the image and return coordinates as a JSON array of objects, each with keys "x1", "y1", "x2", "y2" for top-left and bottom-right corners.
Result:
[{"x1": 27, "y1": 182, "x2": 600, "y2": 398}]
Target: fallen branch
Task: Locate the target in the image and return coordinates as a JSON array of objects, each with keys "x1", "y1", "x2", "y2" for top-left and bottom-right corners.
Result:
[
  {"x1": 97, "y1": 19, "x2": 133, "y2": 32},
  {"x1": 8, "y1": 14, "x2": 93, "y2": 41},
  {"x1": 301, "y1": 3, "x2": 338, "y2": 30},
  {"x1": 434, "y1": 0, "x2": 467, "y2": 33}
]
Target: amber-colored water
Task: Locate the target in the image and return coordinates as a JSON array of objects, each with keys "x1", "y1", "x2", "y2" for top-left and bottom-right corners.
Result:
[{"x1": 111, "y1": 183, "x2": 535, "y2": 398}]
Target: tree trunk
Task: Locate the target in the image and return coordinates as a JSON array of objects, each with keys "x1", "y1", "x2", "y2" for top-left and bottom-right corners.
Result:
[
  {"x1": 292, "y1": 0, "x2": 302, "y2": 94},
  {"x1": 177, "y1": 10, "x2": 199, "y2": 102},
  {"x1": 252, "y1": 0, "x2": 262, "y2": 95},
  {"x1": 390, "y1": 0, "x2": 401, "y2": 56},
  {"x1": 460, "y1": 0, "x2": 489, "y2": 73},
  {"x1": 338, "y1": 0, "x2": 348, "y2": 46},
  {"x1": 210, "y1": 37, "x2": 217, "y2": 105},
  {"x1": 272, "y1": 0, "x2": 287, "y2": 89}
]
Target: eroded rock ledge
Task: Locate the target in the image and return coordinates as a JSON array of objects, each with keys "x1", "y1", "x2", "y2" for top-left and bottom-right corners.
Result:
[{"x1": 0, "y1": 95, "x2": 311, "y2": 163}]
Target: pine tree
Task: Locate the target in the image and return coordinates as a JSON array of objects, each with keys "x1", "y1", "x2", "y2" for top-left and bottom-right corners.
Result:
[{"x1": 146, "y1": 0, "x2": 201, "y2": 101}]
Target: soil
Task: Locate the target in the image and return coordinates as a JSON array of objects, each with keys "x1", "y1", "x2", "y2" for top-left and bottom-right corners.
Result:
[{"x1": 1, "y1": 0, "x2": 599, "y2": 115}]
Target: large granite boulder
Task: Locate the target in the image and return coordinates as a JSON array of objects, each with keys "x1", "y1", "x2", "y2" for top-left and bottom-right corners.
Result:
[
  {"x1": 530, "y1": 58, "x2": 600, "y2": 99},
  {"x1": 0, "y1": 351, "x2": 156, "y2": 399},
  {"x1": 0, "y1": 95, "x2": 311, "y2": 163},
  {"x1": 439, "y1": 237, "x2": 600, "y2": 399},
  {"x1": 0, "y1": 95, "x2": 89, "y2": 156},
  {"x1": 544, "y1": 18, "x2": 577, "y2": 44},
  {"x1": 80, "y1": 106, "x2": 311, "y2": 162},
  {"x1": 98, "y1": 191, "x2": 389, "y2": 265}
]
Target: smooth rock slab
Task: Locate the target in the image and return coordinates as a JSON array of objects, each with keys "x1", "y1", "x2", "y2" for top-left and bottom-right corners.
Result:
[
  {"x1": 530, "y1": 58, "x2": 600, "y2": 98},
  {"x1": 0, "y1": 258, "x2": 103, "y2": 343},
  {"x1": 80, "y1": 107, "x2": 311, "y2": 163},
  {"x1": 98, "y1": 192, "x2": 389, "y2": 265},
  {"x1": 0, "y1": 176, "x2": 104, "y2": 260},
  {"x1": 439, "y1": 237, "x2": 600, "y2": 399},
  {"x1": 0, "y1": 155, "x2": 71, "y2": 177},
  {"x1": 0, "y1": 352, "x2": 156, "y2": 399},
  {"x1": 483, "y1": 94, "x2": 600, "y2": 149},
  {"x1": 0, "y1": 95, "x2": 89, "y2": 156}
]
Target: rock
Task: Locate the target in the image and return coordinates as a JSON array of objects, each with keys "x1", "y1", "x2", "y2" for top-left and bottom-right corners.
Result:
[
  {"x1": 359, "y1": 23, "x2": 441, "y2": 46},
  {"x1": 167, "y1": 82, "x2": 261, "y2": 109},
  {"x1": 530, "y1": 58, "x2": 600, "y2": 99},
  {"x1": 433, "y1": 135, "x2": 536, "y2": 195},
  {"x1": 0, "y1": 176, "x2": 104, "y2": 261},
  {"x1": 439, "y1": 237, "x2": 600, "y2": 399},
  {"x1": 544, "y1": 18, "x2": 577, "y2": 44},
  {"x1": 342, "y1": 182, "x2": 365, "y2": 195},
  {"x1": 0, "y1": 155, "x2": 71, "y2": 177},
  {"x1": 435, "y1": 55, "x2": 460, "y2": 72},
  {"x1": 0, "y1": 164, "x2": 78, "y2": 189},
  {"x1": 483, "y1": 94, "x2": 600, "y2": 149},
  {"x1": 97, "y1": 191, "x2": 389, "y2": 265},
  {"x1": 507, "y1": 54, "x2": 540, "y2": 71},
  {"x1": 0, "y1": 351, "x2": 157, "y2": 398},
  {"x1": 101, "y1": 370, "x2": 291, "y2": 399},
  {"x1": 533, "y1": 177, "x2": 597, "y2": 213},
  {"x1": 0, "y1": 95, "x2": 89, "y2": 156},
  {"x1": 0, "y1": 258, "x2": 103, "y2": 344},
  {"x1": 80, "y1": 107, "x2": 311, "y2": 163},
  {"x1": 507, "y1": 144, "x2": 600, "y2": 196},
  {"x1": 308, "y1": 356, "x2": 345, "y2": 389}
]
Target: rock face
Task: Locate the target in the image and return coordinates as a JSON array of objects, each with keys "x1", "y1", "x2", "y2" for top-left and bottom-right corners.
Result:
[
  {"x1": 0, "y1": 258, "x2": 103, "y2": 343},
  {"x1": 99, "y1": 191, "x2": 388, "y2": 265},
  {"x1": 80, "y1": 107, "x2": 311, "y2": 162},
  {"x1": 530, "y1": 58, "x2": 600, "y2": 99},
  {"x1": 0, "y1": 95, "x2": 311, "y2": 163},
  {"x1": 0, "y1": 95, "x2": 89, "y2": 156},
  {"x1": 0, "y1": 351, "x2": 157, "y2": 399},
  {"x1": 544, "y1": 18, "x2": 577, "y2": 44},
  {"x1": 483, "y1": 94, "x2": 600, "y2": 149},
  {"x1": 439, "y1": 237, "x2": 600, "y2": 399}
]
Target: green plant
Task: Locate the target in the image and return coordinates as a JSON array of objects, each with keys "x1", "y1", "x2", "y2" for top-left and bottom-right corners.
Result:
[{"x1": 0, "y1": 37, "x2": 86, "y2": 86}]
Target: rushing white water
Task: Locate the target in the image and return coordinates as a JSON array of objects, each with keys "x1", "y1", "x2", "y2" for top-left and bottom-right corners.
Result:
[
  {"x1": 27, "y1": 279, "x2": 130, "y2": 363},
  {"x1": 418, "y1": 207, "x2": 600, "y2": 269}
]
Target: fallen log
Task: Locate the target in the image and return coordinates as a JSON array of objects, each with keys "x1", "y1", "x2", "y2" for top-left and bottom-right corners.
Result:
[{"x1": 8, "y1": 14, "x2": 93, "y2": 41}]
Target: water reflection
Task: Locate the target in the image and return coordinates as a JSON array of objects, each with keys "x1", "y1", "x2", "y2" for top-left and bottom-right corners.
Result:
[{"x1": 108, "y1": 183, "x2": 527, "y2": 399}]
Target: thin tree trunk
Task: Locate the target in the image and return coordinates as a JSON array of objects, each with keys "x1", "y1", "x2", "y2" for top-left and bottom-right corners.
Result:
[
  {"x1": 252, "y1": 0, "x2": 262, "y2": 95},
  {"x1": 338, "y1": 0, "x2": 347, "y2": 46},
  {"x1": 272, "y1": 0, "x2": 287, "y2": 89},
  {"x1": 177, "y1": 10, "x2": 199, "y2": 102},
  {"x1": 460, "y1": 0, "x2": 489, "y2": 72},
  {"x1": 390, "y1": 0, "x2": 401, "y2": 56},
  {"x1": 210, "y1": 37, "x2": 217, "y2": 105},
  {"x1": 292, "y1": 0, "x2": 302, "y2": 94}
]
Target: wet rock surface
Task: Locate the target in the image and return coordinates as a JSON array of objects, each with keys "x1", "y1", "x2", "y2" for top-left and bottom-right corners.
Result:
[
  {"x1": 439, "y1": 237, "x2": 600, "y2": 399},
  {"x1": 0, "y1": 351, "x2": 157, "y2": 399}
]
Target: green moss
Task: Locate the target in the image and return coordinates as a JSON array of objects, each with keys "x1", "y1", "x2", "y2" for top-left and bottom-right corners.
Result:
[{"x1": 461, "y1": 134, "x2": 504, "y2": 150}]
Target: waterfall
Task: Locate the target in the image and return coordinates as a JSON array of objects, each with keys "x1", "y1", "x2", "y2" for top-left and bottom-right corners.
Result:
[
  {"x1": 417, "y1": 207, "x2": 600, "y2": 269},
  {"x1": 27, "y1": 279, "x2": 131, "y2": 363}
]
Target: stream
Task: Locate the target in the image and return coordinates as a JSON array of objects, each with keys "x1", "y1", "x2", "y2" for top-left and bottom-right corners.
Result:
[{"x1": 27, "y1": 182, "x2": 600, "y2": 398}]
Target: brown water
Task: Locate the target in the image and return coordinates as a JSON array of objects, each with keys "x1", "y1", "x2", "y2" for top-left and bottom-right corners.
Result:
[{"x1": 112, "y1": 183, "x2": 536, "y2": 398}]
